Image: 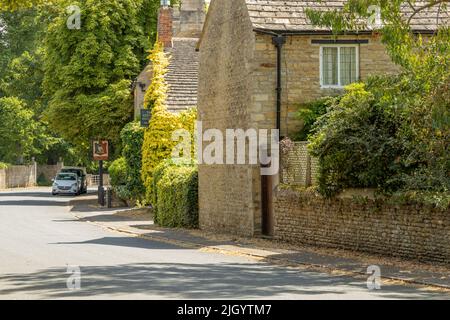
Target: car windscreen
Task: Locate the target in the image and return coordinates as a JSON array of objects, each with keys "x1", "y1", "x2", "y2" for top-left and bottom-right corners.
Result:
[{"x1": 56, "y1": 174, "x2": 77, "y2": 181}]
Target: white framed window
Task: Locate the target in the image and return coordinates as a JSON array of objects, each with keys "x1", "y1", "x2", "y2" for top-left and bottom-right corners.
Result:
[{"x1": 320, "y1": 45, "x2": 359, "y2": 88}]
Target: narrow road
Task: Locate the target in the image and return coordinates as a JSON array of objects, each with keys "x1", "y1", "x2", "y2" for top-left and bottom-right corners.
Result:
[{"x1": 0, "y1": 188, "x2": 448, "y2": 300}]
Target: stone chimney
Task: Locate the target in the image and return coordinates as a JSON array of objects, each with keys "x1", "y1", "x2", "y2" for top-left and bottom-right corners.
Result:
[
  {"x1": 157, "y1": 1, "x2": 173, "y2": 48},
  {"x1": 177, "y1": 0, "x2": 205, "y2": 38}
]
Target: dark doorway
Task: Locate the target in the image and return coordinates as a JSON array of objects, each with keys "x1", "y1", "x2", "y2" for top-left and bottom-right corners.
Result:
[{"x1": 261, "y1": 171, "x2": 274, "y2": 237}]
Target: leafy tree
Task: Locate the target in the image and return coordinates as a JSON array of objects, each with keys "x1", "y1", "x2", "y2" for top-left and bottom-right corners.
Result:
[
  {"x1": 0, "y1": 0, "x2": 55, "y2": 11},
  {"x1": 42, "y1": 0, "x2": 156, "y2": 154},
  {"x1": 0, "y1": 6, "x2": 79, "y2": 164},
  {"x1": 0, "y1": 8, "x2": 42, "y2": 90},
  {"x1": 0, "y1": 97, "x2": 39, "y2": 163}
]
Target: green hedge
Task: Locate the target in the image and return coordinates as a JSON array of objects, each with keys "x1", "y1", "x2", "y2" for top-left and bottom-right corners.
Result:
[
  {"x1": 109, "y1": 157, "x2": 127, "y2": 187},
  {"x1": 120, "y1": 122, "x2": 145, "y2": 201},
  {"x1": 152, "y1": 159, "x2": 198, "y2": 228}
]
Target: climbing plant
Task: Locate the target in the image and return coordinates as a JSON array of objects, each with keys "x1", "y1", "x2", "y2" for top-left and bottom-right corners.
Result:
[{"x1": 141, "y1": 42, "x2": 197, "y2": 203}]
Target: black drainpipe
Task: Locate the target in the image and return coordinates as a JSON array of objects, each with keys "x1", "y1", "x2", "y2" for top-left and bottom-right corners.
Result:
[
  {"x1": 260, "y1": 34, "x2": 286, "y2": 237},
  {"x1": 272, "y1": 35, "x2": 286, "y2": 133}
]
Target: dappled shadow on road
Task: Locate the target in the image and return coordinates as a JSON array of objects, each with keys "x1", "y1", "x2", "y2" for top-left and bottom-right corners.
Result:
[{"x1": 0, "y1": 262, "x2": 445, "y2": 300}]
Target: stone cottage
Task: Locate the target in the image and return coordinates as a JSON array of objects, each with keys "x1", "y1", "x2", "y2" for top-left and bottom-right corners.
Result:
[
  {"x1": 132, "y1": 0, "x2": 206, "y2": 117},
  {"x1": 197, "y1": 0, "x2": 449, "y2": 237}
]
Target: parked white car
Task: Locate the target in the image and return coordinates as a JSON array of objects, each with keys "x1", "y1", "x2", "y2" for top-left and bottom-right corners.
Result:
[{"x1": 52, "y1": 173, "x2": 81, "y2": 196}]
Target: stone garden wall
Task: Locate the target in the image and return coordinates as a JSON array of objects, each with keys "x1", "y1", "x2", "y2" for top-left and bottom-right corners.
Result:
[
  {"x1": 274, "y1": 187, "x2": 450, "y2": 264},
  {"x1": 0, "y1": 164, "x2": 37, "y2": 189},
  {"x1": 281, "y1": 142, "x2": 319, "y2": 187}
]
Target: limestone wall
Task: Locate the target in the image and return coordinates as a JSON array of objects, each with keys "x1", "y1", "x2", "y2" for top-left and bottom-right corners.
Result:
[
  {"x1": 281, "y1": 142, "x2": 319, "y2": 187},
  {"x1": 252, "y1": 34, "x2": 400, "y2": 137},
  {"x1": 274, "y1": 188, "x2": 450, "y2": 264},
  {"x1": 0, "y1": 164, "x2": 37, "y2": 189},
  {"x1": 198, "y1": 0, "x2": 260, "y2": 236}
]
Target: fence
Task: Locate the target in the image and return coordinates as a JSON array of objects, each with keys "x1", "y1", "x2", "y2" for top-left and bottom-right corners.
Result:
[
  {"x1": 280, "y1": 142, "x2": 319, "y2": 187},
  {"x1": 87, "y1": 174, "x2": 110, "y2": 187}
]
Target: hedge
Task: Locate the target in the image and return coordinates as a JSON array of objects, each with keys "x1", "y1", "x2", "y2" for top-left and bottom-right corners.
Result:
[
  {"x1": 109, "y1": 157, "x2": 127, "y2": 187},
  {"x1": 152, "y1": 159, "x2": 198, "y2": 228},
  {"x1": 121, "y1": 121, "x2": 145, "y2": 201}
]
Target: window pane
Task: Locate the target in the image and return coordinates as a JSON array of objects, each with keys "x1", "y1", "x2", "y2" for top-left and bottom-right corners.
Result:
[
  {"x1": 322, "y1": 47, "x2": 338, "y2": 86},
  {"x1": 340, "y1": 47, "x2": 357, "y2": 86}
]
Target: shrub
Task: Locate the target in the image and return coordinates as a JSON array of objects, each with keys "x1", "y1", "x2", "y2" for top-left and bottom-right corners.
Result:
[
  {"x1": 140, "y1": 42, "x2": 197, "y2": 203},
  {"x1": 309, "y1": 83, "x2": 405, "y2": 197},
  {"x1": 294, "y1": 97, "x2": 334, "y2": 141},
  {"x1": 120, "y1": 122, "x2": 145, "y2": 201},
  {"x1": 37, "y1": 173, "x2": 52, "y2": 186},
  {"x1": 0, "y1": 162, "x2": 9, "y2": 169},
  {"x1": 109, "y1": 157, "x2": 127, "y2": 187},
  {"x1": 309, "y1": 74, "x2": 449, "y2": 208},
  {"x1": 152, "y1": 159, "x2": 198, "y2": 228}
]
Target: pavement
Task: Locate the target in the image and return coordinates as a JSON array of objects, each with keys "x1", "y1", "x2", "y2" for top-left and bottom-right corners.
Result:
[
  {"x1": 0, "y1": 187, "x2": 449, "y2": 300},
  {"x1": 69, "y1": 194, "x2": 450, "y2": 291}
]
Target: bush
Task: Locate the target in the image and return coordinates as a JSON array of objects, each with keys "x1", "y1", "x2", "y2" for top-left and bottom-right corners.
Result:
[
  {"x1": 152, "y1": 159, "x2": 198, "y2": 228},
  {"x1": 309, "y1": 76, "x2": 449, "y2": 208},
  {"x1": 120, "y1": 122, "x2": 145, "y2": 201},
  {"x1": 294, "y1": 97, "x2": 334, "y2": 141},
  {"x1": 109, "y1": 157, "x2": 127, "y2": 187},
  {"x1": 141, "y1": 41, "x2": 196, "y2": 203},
  {"x1": 140, "y1": 42, "x2": 197, "y2": 203},
  {"x1": 0, "y1": 162, "x2": 9, "y2": 169},
  {"x1": 37, "y1": 173, "x2": 52, "y2": 186},
  {"x1": 309, "y1": 83, "x2": 406, "y2": 197}
]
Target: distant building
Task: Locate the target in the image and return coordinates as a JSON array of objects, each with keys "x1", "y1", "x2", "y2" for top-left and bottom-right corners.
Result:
[{"x1": 132, "y1": 0, "x2": 206, "y2": 117}]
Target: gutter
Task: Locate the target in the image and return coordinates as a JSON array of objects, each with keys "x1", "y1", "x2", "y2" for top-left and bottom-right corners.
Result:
[{"x1": 253, "y1": 28, "x2": 437, "y2": 36}]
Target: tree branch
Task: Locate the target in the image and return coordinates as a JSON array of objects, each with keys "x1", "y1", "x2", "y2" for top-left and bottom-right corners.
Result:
[{"x1": 407, "y1": 0, "x2": 450, "y2": 25}]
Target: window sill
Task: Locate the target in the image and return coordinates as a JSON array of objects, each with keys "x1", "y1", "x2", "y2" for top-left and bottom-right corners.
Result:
[{"x1": 320, "y1": 86, "x2": 346, "y2": 90}]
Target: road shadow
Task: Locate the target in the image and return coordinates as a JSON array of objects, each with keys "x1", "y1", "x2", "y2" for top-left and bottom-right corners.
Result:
[
  {"x1": 0, "y1": 191, "x2": 53, "y2": 198},
  {"x1": 1, "y1": 262, "x2": 447, "y2": 299},
  {"x1": 50, "y1": 236, "x2": 183, "y2": 251},
  {"x1": 0, "y1": 190, "x2": 77, "y2": 207},
  {"x1": 0, "y1": 200, "x2": 69, "y2": 207}
]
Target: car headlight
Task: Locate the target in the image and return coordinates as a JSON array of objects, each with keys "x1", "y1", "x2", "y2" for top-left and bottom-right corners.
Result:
[
  {"x1": 53, "y1": 183, "x2": 58, "y2": 187},
  {"x1": 72, "y1": 183, "x2": 78, "y2": 188}
]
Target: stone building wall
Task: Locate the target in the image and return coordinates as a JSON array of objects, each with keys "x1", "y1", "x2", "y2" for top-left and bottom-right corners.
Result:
[
  {"x1": 197, "y1": 1, "x2": 401, "y2": 237},
  {"x1": 274, "y1": 187, "x2": 450, "y2": 264},
  {"x1": 252, "y1": 33, "x2": 400, "y2": 137},
  {"x1": 198, "y1": 0, "x2": 261, "y2": 236}
]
